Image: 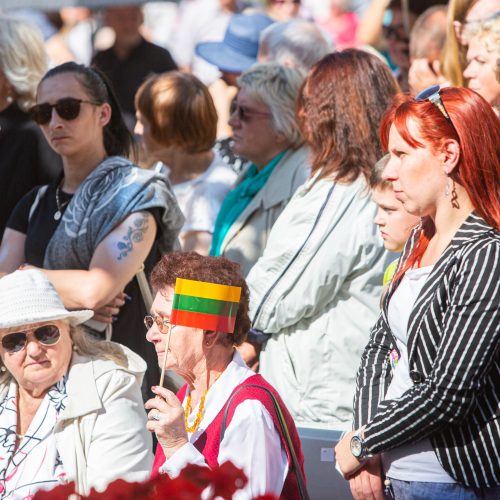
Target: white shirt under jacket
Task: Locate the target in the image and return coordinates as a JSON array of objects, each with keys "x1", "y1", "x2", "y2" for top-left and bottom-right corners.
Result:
[{"x1": 159, "y1": 351, "x2": 288, "y2": 499}]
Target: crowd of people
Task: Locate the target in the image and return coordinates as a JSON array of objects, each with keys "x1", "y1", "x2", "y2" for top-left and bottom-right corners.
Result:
[{"x1": 0, "y1": 0, "x2": 498, "y2": 499}]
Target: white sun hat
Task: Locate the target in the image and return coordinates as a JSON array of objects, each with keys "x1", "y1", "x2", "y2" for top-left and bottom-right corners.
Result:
[{"x1": 0, "y1": 269, "x2": 94, "y2": 329}]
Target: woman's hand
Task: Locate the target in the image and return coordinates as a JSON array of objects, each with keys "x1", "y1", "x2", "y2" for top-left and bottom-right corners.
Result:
[
  {"x1": 92, "y1": 292, "x2": 128, "y2": 323},
  {"x1": 335, "y1": 429, "x2": 366, "y2": 478},
  {"x1": 349, "y1": 457, "x2": 384, "y2": 500},
  {"x1": 145, "y1": 385, "x2": 188, "y2": 460}
]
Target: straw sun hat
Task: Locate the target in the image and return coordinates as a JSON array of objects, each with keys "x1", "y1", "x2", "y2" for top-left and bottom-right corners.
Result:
[{"x1": 0, "y1": 269, "x2": 93, "y2": 330}]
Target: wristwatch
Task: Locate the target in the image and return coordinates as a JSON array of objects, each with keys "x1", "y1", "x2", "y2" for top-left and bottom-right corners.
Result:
[{"x1": 350, "y1": 430, "x2": 370, "y2": 461}]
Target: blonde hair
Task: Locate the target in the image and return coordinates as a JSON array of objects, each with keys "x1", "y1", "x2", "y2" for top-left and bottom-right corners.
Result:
[
  {"x1": 0, "y1": 16, "x2": 47, "y2": 111},
  {"x1": 238, "y1": 62, "x2": 304, "y2": 150},
  {"x1": 441, "y1": 0, "x2": 477, "y2": 86},
  {"x1": 0, "y1": 323, "x2": 128, "y2": 388}
]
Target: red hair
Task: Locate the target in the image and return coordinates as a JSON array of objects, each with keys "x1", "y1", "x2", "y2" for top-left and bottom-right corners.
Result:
[{"x1": 380, "y1": 87, "x2": 500, "y2": 278}]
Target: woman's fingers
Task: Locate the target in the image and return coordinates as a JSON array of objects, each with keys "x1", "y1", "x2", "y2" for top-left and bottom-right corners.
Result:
[
  {"x1": 108, "y1": 294, "x2": 127, "y2": 307},
  {"x1": 144, "y1": 388, "x2": 188, "y2": 460},
  {"x1": 151, "y1": 385, "x2": 182, "y2": 407}
]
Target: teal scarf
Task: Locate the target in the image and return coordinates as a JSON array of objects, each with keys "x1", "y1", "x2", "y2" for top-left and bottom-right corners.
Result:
[{"x1": 210, "y1": 151, "x2": 286, "y2": 256}]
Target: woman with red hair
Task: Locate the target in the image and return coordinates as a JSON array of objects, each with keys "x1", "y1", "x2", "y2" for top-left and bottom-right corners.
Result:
[{"x1": 335, "y1": 86, "x2": 500, "y2": 499}]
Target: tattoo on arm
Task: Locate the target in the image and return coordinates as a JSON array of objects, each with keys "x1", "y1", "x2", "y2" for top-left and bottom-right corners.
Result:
[{"x1": 117, "y1": 213, "x2": 150, "y2": 260}]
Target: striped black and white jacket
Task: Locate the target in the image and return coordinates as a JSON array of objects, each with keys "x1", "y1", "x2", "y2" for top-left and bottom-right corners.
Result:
[{"x1": 354, "y1": 212, "x2": 500, "y2": 488}]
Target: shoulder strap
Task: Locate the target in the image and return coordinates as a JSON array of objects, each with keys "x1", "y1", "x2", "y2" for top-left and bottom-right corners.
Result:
[
  {"x1": 28, "y1": 185, "x2": 49, "y2": 222},
  {"x1": 220, "y1": 383, "x2": 310, "y2": 500},
  {"x1": 136, "y1": 267, "x2": 153, "y2": 311}
]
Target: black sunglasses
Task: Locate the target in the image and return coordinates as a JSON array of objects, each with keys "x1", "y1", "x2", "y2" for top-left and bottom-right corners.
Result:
[
  {"x1": 1, "y1": 325, "x2": 61, "y2": 353},
  {"x1": 29, "y1": 98, "x2": 101, "y2": 125},
  {"x1": 415, "y1": 85, "x2": 458, "y2": 134},
  {"x1": 230, "y1": 102, "x2": 272, "y2": 123}
]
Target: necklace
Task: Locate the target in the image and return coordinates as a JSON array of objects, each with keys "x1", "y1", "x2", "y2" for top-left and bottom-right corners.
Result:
[
  {"x1": 184, "y1": 373, "x2": 222, "y2": 433},
  {"x1": 54, "y1": 183, "x2": 70, "y2": 221},
  {"x1": 184, "y1": 390, "x2": 207, "y2": 434}
]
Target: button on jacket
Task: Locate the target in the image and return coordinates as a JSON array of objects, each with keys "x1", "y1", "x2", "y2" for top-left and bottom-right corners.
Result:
[{"x1": 354, "y1": 212, "x2": 500, "y2": 488}]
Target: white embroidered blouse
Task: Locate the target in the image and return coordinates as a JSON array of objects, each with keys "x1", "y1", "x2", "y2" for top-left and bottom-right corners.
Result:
[{"x1": 0, "y1": 379, "x2": 68, "y2": 498}]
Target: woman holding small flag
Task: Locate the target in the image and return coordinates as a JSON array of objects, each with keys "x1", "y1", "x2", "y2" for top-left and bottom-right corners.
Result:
[{"x1": 145, "y1": 252, "x2": 307, "y2": 500}]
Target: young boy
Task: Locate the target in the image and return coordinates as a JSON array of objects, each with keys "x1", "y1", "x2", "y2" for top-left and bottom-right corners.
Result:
[{"x1": 370, "y1": 154, "x2": 420, "y2": 285}]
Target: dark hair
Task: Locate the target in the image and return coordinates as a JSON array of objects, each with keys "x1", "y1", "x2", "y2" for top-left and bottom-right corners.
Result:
[
  {"x1": 40, "y1": 62, "x2": 134, "y2": 158},
  {"x1": 135, "y1": 71, "x2": 217, "y2": 154},
  {"x1": 297, "y1": 49, "x2": 399, "y2": 183},
  {"x1": 150, "y1": 252, "x2": 250, "y2": 347}
]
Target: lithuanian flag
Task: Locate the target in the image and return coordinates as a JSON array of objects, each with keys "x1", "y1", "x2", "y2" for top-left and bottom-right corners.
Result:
[{"x1": 171, "y1": 278, "x2": 241, "y2": 333}]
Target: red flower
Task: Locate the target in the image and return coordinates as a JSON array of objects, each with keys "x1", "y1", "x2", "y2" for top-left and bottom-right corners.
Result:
[
  {"x1": 33, "y1": 482, "x2": 76, "y2": 500},
  {"x1": 32, "y1": 461, "x2": 275, "y2": 500}
]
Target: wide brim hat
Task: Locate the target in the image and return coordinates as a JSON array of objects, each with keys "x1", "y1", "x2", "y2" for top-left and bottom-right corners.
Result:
[
  {"x1": 195, "y1": 12, "x2": 274, "y2": 73},
  {"x1": 0, "y1": 269, "x2": 93, "y2": 330}
]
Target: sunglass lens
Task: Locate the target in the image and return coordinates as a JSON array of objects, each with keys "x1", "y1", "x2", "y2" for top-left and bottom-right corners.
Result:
[
  {"x1": 415, "y1": 85, "x2": 441, "y2": 101},
  {"x1": 35, "y1": 325, "x2": 60, "y2": 345},
  {"x1": 55, "y1": 99, "x2": 81, "y2": 120},
  {"x1": 30, "y1": 104, "x2": 52, "y2": 125},
  {"x1": 1, "y1": 333, "x2": 27, "y2": 353},
  {"x1": 144, "y1": 316, "x2": 154, "y2": 329}
]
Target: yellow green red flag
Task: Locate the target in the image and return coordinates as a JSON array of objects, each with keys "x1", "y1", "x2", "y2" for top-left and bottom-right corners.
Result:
[{"x1": 171, "y1": 278, "x2": 241, "y2": 333}]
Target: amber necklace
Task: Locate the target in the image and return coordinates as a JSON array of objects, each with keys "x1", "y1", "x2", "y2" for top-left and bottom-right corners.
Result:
[
  {"x1": 184, "y1": 390, "x2": 207, "y2": 434},
  {"x1": 184, "y1": 373, "x2": 221, "y2": 434}
]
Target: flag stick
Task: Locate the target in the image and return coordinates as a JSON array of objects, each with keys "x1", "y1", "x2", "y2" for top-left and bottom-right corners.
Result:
[{"x1": 159, "y1": 324, "x2": 173, "y2": 388}]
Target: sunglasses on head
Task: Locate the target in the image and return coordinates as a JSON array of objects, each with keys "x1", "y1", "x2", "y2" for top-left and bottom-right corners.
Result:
[
  {"x1": 29, "y1": 98, "x2": 101, "y2": 125},
  {"x1": 415, "y1": 85, "x2": 458, "y2": 134},
  {"x1": 1, "y1": 325, "x2": 61, "y2": 354},
  {"x1": 230, "y1": 102, "x2": 272, "y2": 123}
]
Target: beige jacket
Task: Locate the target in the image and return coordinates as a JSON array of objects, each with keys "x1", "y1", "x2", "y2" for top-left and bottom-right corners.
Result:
[
  {"x1": 53, "y1": 347, "x2": 153, "y2": 494},
  {"x1": 220, "y1": 146, "x2": 310, "y2": 276}
]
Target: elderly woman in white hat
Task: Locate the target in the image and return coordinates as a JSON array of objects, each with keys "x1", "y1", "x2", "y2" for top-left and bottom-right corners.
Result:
[{"x1": 0, "y1": 269, "x2": 152, "y2": 497}]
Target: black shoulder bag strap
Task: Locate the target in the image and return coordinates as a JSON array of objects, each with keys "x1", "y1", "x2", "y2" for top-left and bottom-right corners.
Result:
[{"x1": 220, "y1": 383, "x2": 310, "y2": 500}]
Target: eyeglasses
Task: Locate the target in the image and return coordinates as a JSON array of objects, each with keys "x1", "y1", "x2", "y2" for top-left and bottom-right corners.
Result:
[
  {"x1": 415, "y1": 85, "x2": 457, "y2": 134},
  {"x1": 1, "y1": 325, "x2": 61, "y2": 353},
  {"x1": 144, "y1": 314, "x2": 171, "y2": 333},
  {"x1": 29, "y1": 98, "x2": 101, "y2": 125},
  {"x1": 230, "y1": 102, "x2": 272, "y2": 123}
]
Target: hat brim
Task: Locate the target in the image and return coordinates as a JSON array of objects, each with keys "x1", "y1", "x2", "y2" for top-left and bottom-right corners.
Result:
[
  {"x1": 195, "y1": 42, "x2": 257, "y2": 73},
  {"x1": 0, "y1": 310, "x2": 94, "y2": 330}
]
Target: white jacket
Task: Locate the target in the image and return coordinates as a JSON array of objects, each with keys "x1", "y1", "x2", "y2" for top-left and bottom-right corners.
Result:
[
  {"x1": 247, "y1": 174, "x2": 389, "y2": 428},
  {"x1": 53, "y1": 346, "x2": 153, "y2": 494}
]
